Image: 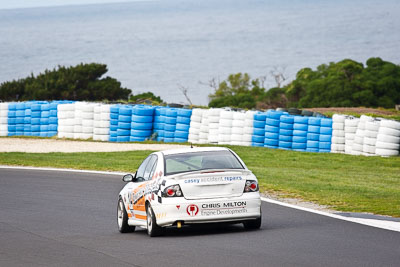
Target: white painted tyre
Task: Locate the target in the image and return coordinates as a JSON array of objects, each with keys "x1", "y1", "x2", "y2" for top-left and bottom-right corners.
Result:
[
  {"x1": 379, "y1": 120, "x2": 400, "y2": 130},
  {"x1": 0, "y1": 131, "x2": 7, "y2": 136},
  {"x1": 189, "y1": 121, "x2": 201, "y2": 129},
  {"x1": 353, "y1": 135, "x2": 364, "y2": 144},
  {"x1": 81, "y1": 112, "x2": 94, "y2": 120},
  {"x1": 73, "y1": 125, "x2": 82, "y2": 133},
  {"x1": 220, "y1": 111, "x2": 234, "y2": 119},
  {"x1": 208, "y1": 123, "x2": 219, "y2": 129},
  {"x1": 219, "y1": 119, "x2": 233, "y2": 127},
  {"x1": 363, "y1": 144, "x2": 376, "y2": 154},
  {"x1": 375, "y1": 140, "x2": 400, "y2": 150},
  {"x1": 192, "y1": 108, "x2": 204, "y2": 117},
  {"x1": 375, "y1": 148, "x2": 399, "y2": 157},
  {"x1": 363, "y1": 137, "x2": 377, "y2": 146},
  {"x1": 218, "y1": 126, "x2": 231, "y2": 135},
  {"x1": 93, "y1": 134, "x2": 109, "y2": 141},
  {"x1": 0, "y1": 110, "x2": 8, "y2": 116},
  {"x1": 244, "y1": 120, "x2": 254, "y2": 127},
  {"x1": 345, "y1": 118, "x2": 359, "y2": 127},
  {"x1": 82, "y1": 119, "x2": 94, "y2": 127},
  {"x1": 332, "y1": 136, "x2": 345, "y2": 144},
  {"x1": 365, "y1": 121, "x2": 380, "y2": 131},
  {"x1": 93, "y1": 121, "x2": 110, "y2": 128},
  {"x1": 0, "y1": 117, "x2": 7, "y2": 124},
  {"x1": 377, "y1": 134, "x2": 400, "y2": 144},
  {"x1": 332, "y1": 114, "x2": 346, "y2": 123},
  {"x1": 82, "y1": 126, "x2": 93, "y2": 133},
  {"x1": 352, "y1": 143, "x2": 363, "y2": 152},
  {"x1": 332, "y1": 130, "x2": 345, "y2": 137},
  {"x1": 57, "y1": 104, "x2": 75, "y2": 112},
  {"x1": 345, "y1": 133, "x2": 355, "y2": 140},
  {"x1": 360, "y1": 115, "x2": 374, "y2": 123},
  {"x1": 242, "y1": 134, "x2": 252, "y2": 142},
  {"x1": 332, "y1": 122, "x2": 344, "y2": 130},
  {"x1": 231, "y1": 127, "x2": 244, "y2": 135},
  {"x1": 191, "y1": 115, "x2": 202, "y2": 123},
  {"x1": 94, "y1": 128, "x2": 110, "y2": 135},
  {"x1": 344, "y1": 126, "x2": 358, "y2": 133},
  {"x1": 364, "y1": 130, "x2": 378, "y2": 138},
  {"x1": 331, "y1": 144, "x2": 345, "y2": 151},
  {"x1": 232, "y1": 120, "x2": 243, "y2": 127},
  {"x1": 208, "y1": 108, "x2": 222, "y2": 116},
  {"x1": 230, "y1": 141, "x2": 243, "y2": 146},
  {"x1": 208, "y1": 116, "x2": 220, "y2": 123},
  {"x1": 231, "y1": 134, "x2": 243, "y2": 141},
  {"x1": 80, "y1": 133, "x2": 93, "y2": 139},
  {"x1": 233, "y1": 112, "x2": 246, "y2": 120},
  {"x1": 244, "y1": 127, "x2": 253, "y2": 134},
  {"x1": 199, "y1": 132, "x2": 208, "y2": 139},
  {"x1": 378, "y1": 127, "x2": 400, "y2": 137}
]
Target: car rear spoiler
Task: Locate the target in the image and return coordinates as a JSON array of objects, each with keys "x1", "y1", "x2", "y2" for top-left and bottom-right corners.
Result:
[{"x1": 169, "y1": 169, "x2": 252, "y2": 180}]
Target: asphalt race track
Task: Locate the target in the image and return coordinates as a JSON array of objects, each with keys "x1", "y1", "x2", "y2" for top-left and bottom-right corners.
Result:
[{"x1": 1, "y1": 168, "x2": 399, "y2": 267}]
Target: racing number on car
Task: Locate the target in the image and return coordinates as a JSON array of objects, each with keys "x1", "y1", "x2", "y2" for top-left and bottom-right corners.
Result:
[{"x1": 186, "y1": 204, "x2": 199, "y2": 216}]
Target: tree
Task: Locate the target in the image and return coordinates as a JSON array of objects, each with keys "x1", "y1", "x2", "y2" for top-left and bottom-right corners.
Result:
[
  {"x1": 129, "y1": 92, "x2": 164, "y2": 105},
  {"x1": 0, "y1": 63, "x2": 131, "y2": 101}
]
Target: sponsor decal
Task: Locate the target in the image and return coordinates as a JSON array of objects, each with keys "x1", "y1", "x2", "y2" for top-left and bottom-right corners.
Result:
[
  {"x1": 186, "y1": 204, "x2": 199, "y2": 216},
  {"x1": 184, "y1": 176, "x2": 243, "y2": 184},
  {"x1": 201, "y1": 208, "x2": 247, "y2": 216},
  {"x1": 176, "y1": 205, "x2": 181, "y2": 210},
  {"x1": 200, "y1": 201, "x2": 248, "y2": 216}
]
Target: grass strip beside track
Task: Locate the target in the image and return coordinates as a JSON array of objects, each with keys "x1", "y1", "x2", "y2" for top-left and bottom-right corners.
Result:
[{"x1": 0, "y1": 146, "x2": 399, "y2": 217}]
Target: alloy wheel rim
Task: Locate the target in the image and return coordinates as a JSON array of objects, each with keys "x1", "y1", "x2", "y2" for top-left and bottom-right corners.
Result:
[
  {"x1": 147, "y1": 207, "x2": 152, "y2": 233},
  {"x1": 118, "y1": 201, "x2": 123, "y2": 228}
]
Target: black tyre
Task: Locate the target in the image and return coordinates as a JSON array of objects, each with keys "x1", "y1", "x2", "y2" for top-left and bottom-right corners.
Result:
[
  {"x1": 117, "y1": 198, "x2": 135, "y2": 233},
  {"x1": 243, "y1": 216, "x2": 262, "y2": 230},
  {"x1": 146, "y1": 204, "x2": 165, "y2": 237}
]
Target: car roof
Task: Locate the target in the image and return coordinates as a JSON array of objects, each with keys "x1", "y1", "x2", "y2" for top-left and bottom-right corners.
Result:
[{"x1": 160, "y1": 146, "x2": 230, "y2": 156}]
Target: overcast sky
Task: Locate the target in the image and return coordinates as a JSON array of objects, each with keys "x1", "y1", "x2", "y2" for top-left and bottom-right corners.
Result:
[{"x1": 0, "y1": 0, "x2": 142, "y2": 10}]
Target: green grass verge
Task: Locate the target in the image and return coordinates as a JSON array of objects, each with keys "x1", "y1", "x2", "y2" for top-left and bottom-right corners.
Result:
[{"x1": 0, "y1": 146, "x2": 399, "y2": 217}]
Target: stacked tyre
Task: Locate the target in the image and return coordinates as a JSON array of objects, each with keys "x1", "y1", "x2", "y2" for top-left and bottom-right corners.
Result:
[
  {"x1": 73, "y1": 102, "x2": 85, "y2": 139},
  {"x1": 48, "y1": 102, "x2": 58, "y2": 137},
  {"x1": 319, "y1": 118, "x2": 333, "y2": 152},
  {"x1": 153, "y1": 107, "x2": 165, "y2": 142},
  {"x1": 0, "y1": 103, "x2": 8, "y2": 136},
  {"x1": 264, "y1": 110, "x2": 283, "y2": 149},
  {"x1": 93, "y1": 104, "x2": 111, "y2": 141},
  {"x1": 130, "y1": 105, "x2": 154, "y2": 142},
  {"x1": 40, "y1": 103, "x2": 51, "y2": 137},
  {"x1": 23, "y1": 102, "x2": 32, "y2": 136},
  {"x1": 198, "y1": 109, "x2": 210, "y2": 144},
  {"x1": 231, "y1": 112, "x2": 246, "y2": 146},
  {"x1": 252, "y1": 112, "x2": 267, "y2": 147},
  {"x1": 164, "y1": 108, "x2": 178, "y2": 143},
  {"x1": 352, "y1": 115, "x2": 374, "y2": 155},
  {"x1": 7, "y1": 103, "x2": 16, "y2": 136},
  {"x1": 15, "y1": 102, "x2": 26, "y2": 136},
  {"x1": 109, "y1": 105, "x2": 120, "y2": 142},
  {"x1": 375, "y1": 119, "x2": 400, "y2": 157},
  {"x1": 307, "y1": 117, "x2": 321, "y2": 152},
  {"x1": 363, "y1": 120, "x2": 380, "y2": 156},
  {"x1": 117, "y1": 106, "x2": 132, "y2": 142},
  {"x1": 292, "y1": 116, "x2": 308, "y2": 151},
  {"x1": 218, "y1": 110, "x2": 233, "y2": 145},
  {"x1": 81, "y1": 103, "x2": 96, "y2": 139},
  {"x1": 344, "y1": 117, "x2": 359, "y2": 154},
  {"x1": 331, "y1": 114, "x2": 346, "y2": 153},
  {"x1": 57, "y1": 103, "x2": 75, "y2": 139},
  {"x1": 279, "y1": 115, "x2": 294, "y2": 150},
  {"x1": 207, "y1": 108, "x2": 221, "y2": 144},
  {"x1": 31, "y1": 103, "x2": 43, "y2": 137},
  {"x1": 188, "y1": 109, "x2": 203, "y2": 144},
  {"x1": 174, "y1": 109, "x2": 191, "y2": 143},
  {"x1": 243, "y1": 111, "x2": 255, "y2": 147}
]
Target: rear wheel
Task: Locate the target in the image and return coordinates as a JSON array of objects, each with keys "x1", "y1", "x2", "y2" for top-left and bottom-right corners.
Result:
[
  {"x1": 146, "y1": 204, "x2": 165, "y2": 237},
  {"x1": 117, "y1": 198, "x2": 135, "y2": 233},
  {"x1": 243, "y1": 209, "x2": 262, "y2": 230}
]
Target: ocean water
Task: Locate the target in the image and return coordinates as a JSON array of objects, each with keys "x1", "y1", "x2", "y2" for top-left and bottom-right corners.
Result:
[{"x1": 0, "y1": 0, "x2": 399, "y2": 105}]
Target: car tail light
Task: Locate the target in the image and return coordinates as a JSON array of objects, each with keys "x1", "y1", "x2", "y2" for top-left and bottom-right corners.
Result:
[
  {"x1": 163, "y1": 184, "x2": 184, "y2": 197},
  {"x1": 244, "y1": 180, "x2": 258, "y2": 192}
]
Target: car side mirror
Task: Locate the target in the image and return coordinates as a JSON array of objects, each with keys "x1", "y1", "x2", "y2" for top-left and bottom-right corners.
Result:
[{"x1": 122, "y1": 173, "x2": 135, "y2": 182}]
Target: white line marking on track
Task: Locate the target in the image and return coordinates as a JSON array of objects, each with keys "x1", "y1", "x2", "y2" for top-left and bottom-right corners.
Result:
[{"x1": 1, "y1": 165, "x2": 399, "y2": 232}]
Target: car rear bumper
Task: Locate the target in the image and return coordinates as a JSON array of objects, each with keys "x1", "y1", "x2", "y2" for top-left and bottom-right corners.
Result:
[{"x1": 152, "y1": 193, "x2": 261, "y2": 227}]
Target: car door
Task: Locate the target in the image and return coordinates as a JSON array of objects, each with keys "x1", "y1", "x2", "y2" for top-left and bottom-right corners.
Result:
[{"x1": 131, "y1": 155, "x2": 158, "y2": 220}]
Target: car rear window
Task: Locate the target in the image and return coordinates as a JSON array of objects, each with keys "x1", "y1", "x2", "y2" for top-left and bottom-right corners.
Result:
[{"x1": 164, "y1": 150, "x2": 244, "y2": 175}]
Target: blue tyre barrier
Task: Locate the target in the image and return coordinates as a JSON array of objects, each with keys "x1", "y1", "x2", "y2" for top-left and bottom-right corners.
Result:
[
  {"x1": 319, "y1": 142, "x2": 331, "y2": 150},
  {"x1": 131, "y1": 122, "x2": 152, "y2": 130},
  {"x1": 320, "y1": 127, "x2": 332, "y2": 135},
  {"x1": 117, "y1": 136, "x2": 130, "y2": 142},
  {"x1": 8, "y1": 111, "x2": 16, "y2": 117},
  {"x1": 110, "y1": 119, "x2": 118, "y2": 125},
  {"x1": 308, "y1": 117, "x2": 321, "y2": 126},
  {"x1": 31, "y1": 125, "x2": 40, "y2": 132},
  {"x1": 279, "y1": 129, "x2": 293, "y2": 136},
  {"x1": 292, "y1": 142, "x2": 307, "y2": 149},
  {"x1": 48, "y1": 131, "x2": 57, "y2": 137},
  {"x1": 292, "y1": 136, "x2": 307, "y2": 143},
  {"x1": 253, "y1": 120, "x2": 265, "y2": 128},
  {"x1": 40, "y1": 118, "x2": 49, "y2": 124},
  {"x1": 164, "y1": 137, "x2": 174, "y2": 142},
  {"x1": 131, "y1": 129, "x2": 152, "y2": 137},
  {"x1": 50, "y1": 110, "x2": 57, "y2": 117},
  {"x1": 319, "y1": 134, "x2": 332, "y2": 142},
  {"x1": 279, "y1": 141, "x2": 292, "y2": 148},
  {"x1": 293, "y1": 130, "x2": 307, "y2": 136},
  {"x1": 7, "y1": 118, "x2": 16, "y2": 124},
  {"x1": 176, "y1": 116, "x2": 190, "y2": 124},
  {"x1": 265, "y1": 132, "x2": 279, "y2": 139},
  {"x1": 177, "y1": 109, "x2": 192, "y2": 117},
  {"x1": 280, "y1": 115, "x2": 294, "y2": 123},
  {"x1": 165, "y1": 117, "x2": 177, "y2": 124},
  {"x1": 265, "y1": 125, "x2": 279, "y2": 133},
  {"x1": 31, "y1": 111, "x2": 41, "y2": 118},
  {"x1": 174, "y1": 138, "x2": 187, "y2": 143},
  {"x1": 15, "y1": 118, "x2": 24, "y2": 124},
  {"x1": 174, "y1": 131, "x2": 189, "y2": 139},
  {"x1": 252, "y1": 135, "x2": 264, "y2": 143},
  {"x1": 166, "y1": 109, "x2": 177, "y2": 117},
  {"x1": 16, "y1": 125, "x2": 24, "y2": 131},
  {"x1": 130, "y1": 136, "x2": 146, "y2": 142},
  {"x1": 48, "y1": 125, "x2": 58, "y2": 131},
  {"x1": 267, "y1": 111, "x2": 284, "y2": 120},
  {"x1": 41, "y1": 104, "x2": 50, "y2": 111},
  {"x1": 279, "y1": 135, "x2": 292, "y2": 142},
  {"x1": 110, "y1": 106, "x2": 120, "y2": 113},
  {"x1": 118, "y1": 115, "x2": 131, "y2": 123},
  {"x1": 264, "y1": 145, "x2": 278, "y2": 149},
  {"x1": 266, "y1": 118, "x2": 280, "y2": 126},
  {"x1": 118, "y1": 122, "x2": 131, "y2": 129},
  {"x1": 117, "y1": 129, "x2": 130, "y2": 136},
  {"x1": 307, "y1": 140, "x2": 319, "y2": 148},
  {"x1": 264, "y1": 138, "x2": 279, "y2": 146},
  {"x1": 133, "y1": 107, "x2": 154, "y2": 116},
  {"x1": 308, "y1": 125, "x2": 320, "y2": 133},
  {"x1": 109, "y1": 136, "x2": 117, "y2": 142},
  {"x1": 252, "y1": 142, "x2": 264, "y2": 147},
  {"x1": 16, "y1": 110, "x2": 25, "y2": 117},
  {"x1": 294, "y1": 116, "x2": 309, "y2": 124},
  {"x1": 307, "y1": 133, "x2": 319, "y2": 141},
  {"x1": 279, "y1": 122, "x2": 293, "y2": 130},
  {"x1": 319, "y1": 149, "x2": 330, "y2": 153},
  {"x1": 320, "y1": 118, "x2": 333, "y2": 127},
  {"x1": 153, "y1": 123, "x2": 164, "y2": 130},
  {"x1": 132, "y1": 115, "x2": 153, "y2": 123},
  {"x1": 164, "y1": 131, "x2": 175, "y2": 138},
  {"x1": 164, "y1": 124, "x2": 176, "y2": 132},
  {"x1": 306, "y1": 148, "x2": 319, "y2": 152},
  {"x1": 25, "y1": 109, "x2": 32, "y2": 116},
  {"x1": 110, "y1": 131, "x2": 118, "y2": 138},
  {"x1": 110, "y1": 125, "x2": 118, "y2": 131},
  {"x1": 31, "y1": 104, "x2": 41, "y2": 111},
  {"x1": 41, "y1": 111, "x2": 50, "y2": 118},
  {"x1": 40, "y1": 125, "x2": 49, "y2": 131},
  {"x1": 110, "y1": 113, "x2": 119, "y2": 120},
  {"x1": 176, "y1": 124, "x2": 190, "y2": 131},
  {"x1": 293, "y1": 123, "x2": 308, "y2": 131},
  {"x1": 253, "y1": 128, "x2": 265, "y2": 136},
  {"x1": 49, "y1": 117, "x2": 58, "y2": 124},
  {"x1": 254, "y1": 113, "x2": 267, "y2": 121},
  {"x1": 119, "y1": 107, "x2": 132, "y2": 116}
]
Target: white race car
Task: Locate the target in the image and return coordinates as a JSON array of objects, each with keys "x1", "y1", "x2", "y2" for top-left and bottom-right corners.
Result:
[{"x1": 117, "y1": 147, "x2": 261, "y2": 236}]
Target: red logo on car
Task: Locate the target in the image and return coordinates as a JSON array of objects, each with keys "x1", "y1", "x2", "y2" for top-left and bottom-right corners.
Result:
[{"x1": 186, "y1": 204, "x2": 199, "y2": 216}]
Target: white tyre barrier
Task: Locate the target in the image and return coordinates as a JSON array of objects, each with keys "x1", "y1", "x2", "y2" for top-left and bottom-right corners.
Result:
[
  {"x1": 376, "y1": 148, "x2": 399, "y2": 157},
  {"x1": 376, "y1": 134, "x2": 400, "y2": 144}
]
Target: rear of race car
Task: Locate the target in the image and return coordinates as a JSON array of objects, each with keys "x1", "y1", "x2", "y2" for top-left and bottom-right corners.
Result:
[{"x1": 151, "y1": 169, "x2": 261, "y2": 227}]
